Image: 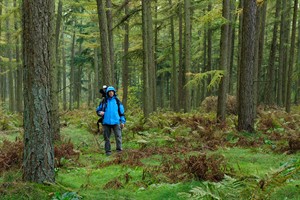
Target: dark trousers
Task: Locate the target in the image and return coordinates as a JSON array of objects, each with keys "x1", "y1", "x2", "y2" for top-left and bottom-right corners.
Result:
[{"x1": 103, "y1": 124, "x2": 122, "y2": 153}]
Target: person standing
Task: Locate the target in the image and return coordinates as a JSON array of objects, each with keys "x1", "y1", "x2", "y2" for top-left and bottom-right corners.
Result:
[{"x1": 96, "y1": 86, "x2": 125, "y2": 156}]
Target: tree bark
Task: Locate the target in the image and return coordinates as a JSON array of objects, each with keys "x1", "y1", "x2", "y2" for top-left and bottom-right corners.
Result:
[
  {"x1": 178, "y1": 2, "x2": 184, "y2": 110},
  {"x1": 22, "y1": 0, "x2": 55, "y2": 183},
  {"x1": 142, "y1": 0, "x2": 156, "y2": 117},
  {"x1": 169, "y1": 0, "x2": 178, "y2": 111},
  {"x1": 0, "y1": 0, "x2": 3, "y2": 103},
  {"x1": 286, "y1": 0, "x2": 298, "y2": 112},
  {"x1": 97, "y1": 0, "x2": 112, "y2": 85},
  {"x1": 265, "y1": 0, "x2": 280, "y2": 105},
  {"x1": 184, "y1": 0, "x2": 191, "y2": 112},
  {"x1": 122, "y1": 0, "x2": 129, "y2": 108},
  {"x1": 6, "y1": 0, "x2": 14, "y2": 112},
  {"x1": 217, "y1": 0, "x2": 230, "y2": 122},
  {"x1": 106, "y1": 0, "x2": 115, "y2": 85},
  {"x1": 14, "y1": 0, "x2": 22, "y2": 112},
  {"x1": 237, "y1": 0, "x2": 256, "y2": 132}
]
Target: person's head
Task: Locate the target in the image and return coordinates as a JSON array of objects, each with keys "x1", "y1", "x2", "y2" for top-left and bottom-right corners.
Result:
[{"x1": 106, "y1": 86, "x2": 116, "y2": 98}]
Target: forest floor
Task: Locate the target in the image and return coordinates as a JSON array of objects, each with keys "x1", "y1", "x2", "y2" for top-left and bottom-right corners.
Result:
[{"x1": 0, "y1": 107, "x2": 300, "y2": 199}]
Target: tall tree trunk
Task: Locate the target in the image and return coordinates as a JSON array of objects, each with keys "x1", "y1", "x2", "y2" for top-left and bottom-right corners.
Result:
[
  {"x1": 94, "y1": 47, "x2": 100, "y2": 103},
  {"x1": 61, "y1": 24, "x2": 67, "y2": 111},
  {"x1": 286, "y1": 0, "x2": 298, "y2": 112},
  {"x1": 217, "y1": 0, "x2": 230, "y2": 122},
  {"x1": 257, "y1": 1, "x2": 267, "y2": 103},
  {"x1": 265, "y1": 0, "x2": 280, "y2": 105},
  {"x1": 106, "y1": 0, "x2": 115, "y2": 85},
  {"x1": 207, "y1": 3, "x2": 212, "y2": 97},
  {"x1": 0, "y1": 0, "x2": 3, "y2": 103},
  {"x1": 178, "y1": 2, "x2": 184, "y2": 110},
  {"x1": 14, "y1": 0, "x2": 22, "y2": 112},
  {"x1": 184, "y1": 0, "x2": 191, "y2": 112},
  {"x1": 253, "y1": 3, "x2": 261, "y2": 117},
  {"x1": 69, "y1": 30, "x2": 76, "y2": 110},
  {"x1": 6, "y1": 0, "x2": 14, "y2": 112},
  {"x1": 169, "y1": 0, "x2": 178, "y2": 111},
  {"x1": 122, "y1": 0, "x2": 129, "y2": 108},
  {"x1": 228, "y1": 1, "x2": 236, "y2": 95},
  {"x1": 97, "y1": 0, "x2": 112, "y2": 85},
  {"x1": 295, "y1": 14, "x2": 300, "y2": 105},
  {"x1": 278, "y1": 0, "x2": 291, "y2": 106},
  {"x1": 236, "y1": 0, "x2": 244, "y2": 106},
  {"x1": 237, "y1": 0, "x2": 256, "y2": 132},
  {"x1": 52, "y1": 0, "x2": 62, "y2": 141},
  {"x1": 142, "y1": 0, "x2": 155, "y2": 117},
  {"x1": 22, "y1": 0, "x2": 55, "y2": 183}
]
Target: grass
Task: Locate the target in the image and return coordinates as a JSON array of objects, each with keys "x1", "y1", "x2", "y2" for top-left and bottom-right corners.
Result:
[{"x1": 1, "y1": 109, "x2": 300, "y2": 200}]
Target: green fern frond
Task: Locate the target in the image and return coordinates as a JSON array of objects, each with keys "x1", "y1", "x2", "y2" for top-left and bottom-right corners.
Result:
[{"x1": 185, "y1": 70, "x2": 224, "y2": 91}]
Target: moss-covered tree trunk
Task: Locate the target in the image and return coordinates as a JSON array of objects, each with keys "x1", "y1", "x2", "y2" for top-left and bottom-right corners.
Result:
[{"x1": 22, "y1": 0, "x2": 55, "y2": 183}]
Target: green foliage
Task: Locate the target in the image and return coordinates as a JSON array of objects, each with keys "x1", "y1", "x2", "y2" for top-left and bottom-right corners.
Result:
[{"x1": 185, "y1": 70, "x2": 224, "y2": 91}]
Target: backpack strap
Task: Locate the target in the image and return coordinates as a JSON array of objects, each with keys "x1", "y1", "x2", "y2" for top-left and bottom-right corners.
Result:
[{"x1": 115, "y1": 98, "x2": 125, "y2": 117}]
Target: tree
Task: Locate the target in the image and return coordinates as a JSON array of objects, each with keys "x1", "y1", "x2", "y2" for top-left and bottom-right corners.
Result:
[
  {"x1": 265, "y1": 0, "x2": 280, "y2": 105},
  {"x1": 22, "y1": 0, "x2": 55, "y2": 183},
  {"x1": 237, "y1": 0, "x2": 256, "y2": 132},
  {"x1": 97, "y1": 0, "x2": 112, "y2": 85},
  {"x1": 217, "y1": 0, "x2": 230, "y2": 122},
  {"x1": 184, "y1": 0, "x2": 191, "y2": 112},
  {"x1": 122, "y1": 0, "x2": 129, "y2": 108},
  {"x1": 142, "y1": 0, "x2": 156, "y2": 118},
  {"x1": 286, "y1": 0, "x2": 298, "y2": 112}
]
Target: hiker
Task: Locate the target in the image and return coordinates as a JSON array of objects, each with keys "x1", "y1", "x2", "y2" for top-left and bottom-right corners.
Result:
[{"x1": 96, "y1": 86, "x2": 126, "y2": 156}]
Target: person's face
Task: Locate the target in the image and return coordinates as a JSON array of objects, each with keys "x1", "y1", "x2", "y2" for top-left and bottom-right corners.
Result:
[{"x1": 108, "y1": 91, "x2": 114, "y2": 97}]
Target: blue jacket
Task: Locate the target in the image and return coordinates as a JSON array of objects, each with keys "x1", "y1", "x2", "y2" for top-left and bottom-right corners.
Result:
[{"x1": 96, "y1": 86, "x2": 126, "y2": 125}]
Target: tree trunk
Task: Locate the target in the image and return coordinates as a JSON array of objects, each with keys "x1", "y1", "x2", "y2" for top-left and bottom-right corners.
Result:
[
  {"x1": 14, "y1": 0, "x2": 22, "y2": 112},
  {"x1": 0, "y1": 0, "x2": 3, "y2": 103},
  {"x1": 278, "y1": 0, "x2": 291, "y2": 106},
  {"x1": 217, "y1": 0, "x2": 230, "y2": 122},
  {"x1": 286, "y1": 0, "x2": 298, "y2": 112},
  {"x1": 94, "y1": 47, "x2": 100, "y2": 104},
  {"x1": 6, "y1": 0, "x2": 14, "y2": 112},
  {"x1": 236, "y1": 0, "x2": 244, "y2": 106},
  {"x1": 142, "y1": 0, "x2": 155, "y2": 117},
  {"x1": 295, "y1": 14, "x2": 300, "y2": 105},
  {"x1": 257, "y1": 1, "x2": 267, "y2": 103},
  {"x1": 207, "y1": 3, "x2": 212, "y2": 97},
  {"x1": 69, "y1": 30, "x2": 76, "y2": 110},
  {"x1": 178, "y1": 2, "x2": 184, "y2": 110},
  {"x1": 97, "y1": 0, "x2": 112, "y2": 85},
  {"x1": 122, "y1": 0, "x2": 129, "y2": 108},
  {"x1": 169, "y1": 0, "x2": 178, "y2": 111},
  {"x1": 184, "y1": 0, "x2": 191, "y2": 112},
  {"x1": 237, "y1": 0, "x2": 256, "y2": 132},
  {"x1": 52, "y1": 0, "x2": 62, "y2": 141},
  {"x1": 61, "y1": 24, "x2": 67, "y2": 111},
  {"x1": 265, "y1": 0, "x2": 280, "y2": 105},
  {"x1": 106, "y1": 0, "x2": 115, "y2": 85},
  {"x1": 22, "y1": 0, "x2": 55, "y2": 183}
]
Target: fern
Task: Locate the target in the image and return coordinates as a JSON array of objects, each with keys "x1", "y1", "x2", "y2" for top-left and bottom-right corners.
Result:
[{"x1": 185, "y1": 70, "x2": 224, "y2": 91}]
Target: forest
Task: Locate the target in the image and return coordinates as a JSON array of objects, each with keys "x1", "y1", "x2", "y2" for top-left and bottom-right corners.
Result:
[{"x1": 0, "y1": 0, "x2": 300, "y2": 199}]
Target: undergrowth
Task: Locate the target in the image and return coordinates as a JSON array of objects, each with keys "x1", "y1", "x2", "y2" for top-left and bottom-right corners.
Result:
[{"x1": 0, "y1": 105, "x2": 300, "y2": 199}]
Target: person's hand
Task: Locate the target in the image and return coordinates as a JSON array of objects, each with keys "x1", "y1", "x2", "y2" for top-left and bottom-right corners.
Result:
[
  {"x1": 120, "y1": 123, "x2": 125, "y2": 129},
  {"x1": 99, "y1": 111, "x2": 105, "y2": 116}
]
